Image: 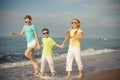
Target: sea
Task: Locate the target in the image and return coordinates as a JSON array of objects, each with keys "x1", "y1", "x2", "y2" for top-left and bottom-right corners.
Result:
[{"x1": 0, "y1": 36, "x2": 120, "y2": 68}]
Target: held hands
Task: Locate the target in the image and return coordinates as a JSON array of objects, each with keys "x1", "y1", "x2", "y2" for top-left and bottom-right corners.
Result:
[
  {"x1": 36, "y1": 44, "x2": 41, "y2": 50},
  {"x1": 60, "y1": 44, "x2": 65, "y2": 49}
]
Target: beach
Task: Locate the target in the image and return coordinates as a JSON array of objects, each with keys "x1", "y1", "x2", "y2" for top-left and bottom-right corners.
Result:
[
  {"x1": 83, "y1": 69, "x2": 120, "y2": 80},
  {"x1": 0, "y1": 50, "x2": 120, "y2": 80}
]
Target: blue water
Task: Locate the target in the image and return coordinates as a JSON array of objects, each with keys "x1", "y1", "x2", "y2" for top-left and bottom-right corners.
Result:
[{"x1": 0, "y1": 36, "x2": 120, "y2": 64}]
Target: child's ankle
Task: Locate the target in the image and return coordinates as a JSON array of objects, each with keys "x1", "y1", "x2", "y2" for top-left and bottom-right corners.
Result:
[
  {"x1": 78, "y1": 70, "x2": 83, "y2": 78},
  {"x1": 40, "y1": 72, "x2": 44, "y2": 77},
  {"x1": 66, "y1": 71, "x2": 71, "y2": 79},
  {"x1": 51, "y1": 72, "x2": 55, "y2": 77}
]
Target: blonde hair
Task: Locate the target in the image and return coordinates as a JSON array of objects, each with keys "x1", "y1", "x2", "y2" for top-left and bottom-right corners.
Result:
[{"x1": 73, "y1": 18, "x2": 80, "y2": 36}]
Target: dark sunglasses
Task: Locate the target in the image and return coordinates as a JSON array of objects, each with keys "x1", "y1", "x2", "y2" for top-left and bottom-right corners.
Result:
[
  {"x1": 43, "y1": 32, "x2": 49, "y2": 35},
  {"x1": 25, "y1": 21, "x2": 31, "y2": 24},
  {"x1": 71, "y1": 22, "x2": 78, "y2": 24}
]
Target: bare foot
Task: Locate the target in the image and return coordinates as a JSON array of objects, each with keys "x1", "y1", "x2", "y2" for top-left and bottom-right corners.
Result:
[
  {"x1": 34, "y1": 71, "x2": 40, "y2": 77},
  {"x1": 40, "y1": 72, "x2": 44, "y2": 78},
  {"x1": 78, "y1": 73, "x2": 83, "y2": 78},
  {"x1": 34, "y1": 69, "x2": 40, "y2": 75},
  {"x1": 78, "y1": 70, "x2": 83, "y2": 78},
  {"x1": 65, "y1": 75, "x2": 71, "y2": 80},
  {"x1": 34, "y1": 71, "x2": 39, "y2": 75},
  {"x1": 51, "y1": 72, "x2": 55, "y2": 77},
  {"x1": 65, "y1": 72, "x2": 71, "y2": 80}
]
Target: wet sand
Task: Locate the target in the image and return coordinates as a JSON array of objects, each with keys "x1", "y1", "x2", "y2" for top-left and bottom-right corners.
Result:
[
  {"x1": 83, "y1": 69, "x2": 120, "y2": 80},
  {"x1": 0, "y1": 50, "x2": 120, "y2": 80}
]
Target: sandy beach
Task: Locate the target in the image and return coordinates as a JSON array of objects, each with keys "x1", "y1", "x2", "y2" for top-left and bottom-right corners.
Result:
[
  {"x1": 0, "y1": 50, "x2": 120, "y2": 80},
  {"x1": 83, "y1": 69, "x2": 120, "y2": 80}
]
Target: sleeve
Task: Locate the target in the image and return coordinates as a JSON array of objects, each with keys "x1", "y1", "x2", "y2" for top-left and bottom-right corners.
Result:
[
  {"x1": 32, "y1": 25, "x2": 37, "y2": 31},
  {"x1": 50, "y1": 38, "x2": 56, "y2": 46},
  {"x1": 78, "y1": 29, "x2": 83, "y2": 33},
  {"x1": 23, "y1": 25, "x2": 25, "y2": 31},
  {"x1": 76, "y1": 29, "x2": 83, "y2": 37}
]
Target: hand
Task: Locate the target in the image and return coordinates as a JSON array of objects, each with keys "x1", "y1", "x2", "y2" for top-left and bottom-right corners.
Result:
[
  {"x1": 37, "y1": 45, "x2": 41, "y2": 50},
  {"x1": 61, "y1": 44, "x2": 65, "y2": 49},
  {"x1": 10, "y1": 32, "x2": 15, "y2": 36}
]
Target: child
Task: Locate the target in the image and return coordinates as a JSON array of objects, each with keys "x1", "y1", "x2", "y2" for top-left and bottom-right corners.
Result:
[
  {"x1": 40, "y1": 28, "x2": 63, "y2": 77},
  {"x1": 61, "y1": 18, "x2": 84, "y2": 79},
  {"x1": 10, "y1": 15, "x2": 40, "y2": 75}
]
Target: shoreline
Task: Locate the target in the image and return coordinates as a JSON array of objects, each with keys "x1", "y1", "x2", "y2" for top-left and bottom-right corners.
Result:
[
  {"x1": 0, "y1": 48, "x2": 117, "y2": 69},
  {"x1": 0, "y1": 50, "x2": 120, "y2": 80}
]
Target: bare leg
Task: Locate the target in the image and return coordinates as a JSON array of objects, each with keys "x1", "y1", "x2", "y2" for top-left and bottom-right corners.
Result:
[
  {"x1": 24, "y1": 48, "x2": 39, "y2": 74},
  {"x1": 66, "y1": 71, "x2": 71, "y2": 79}
]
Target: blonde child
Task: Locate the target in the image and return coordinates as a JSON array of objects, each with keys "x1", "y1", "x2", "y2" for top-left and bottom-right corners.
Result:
[
  {"x1": 40, "y1": 28, "x2": 63, "y2": 77},
  {"x1": 10, "y1": 15, "x2": 40, "y2": 75},
  {"x1": 62, "y1": 18, "x2": 84, "y2": 79}
]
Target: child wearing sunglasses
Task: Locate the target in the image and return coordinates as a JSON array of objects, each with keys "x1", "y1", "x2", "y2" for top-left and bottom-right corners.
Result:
[
  {"x1": 40, "y1": 28, "x2": 63, "y2": 77},
  {"x1": 61, "y1": 18, "x2": 84, "y2": 79},
  {"x1": 10, "y1": 15, "x2": 40, "y2": 75}
]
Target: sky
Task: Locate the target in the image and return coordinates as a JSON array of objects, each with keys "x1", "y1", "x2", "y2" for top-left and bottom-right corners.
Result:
[{"x1": 0, "y1": 0, "x2": 120, "y2": 39}]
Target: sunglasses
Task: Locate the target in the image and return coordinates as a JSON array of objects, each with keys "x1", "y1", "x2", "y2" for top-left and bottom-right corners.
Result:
[
  {"x1": 71, "y1": 22, "x2": 78, "y2": 24},
  {"x1": 43, "y1": 32, "x2": 49, "y2": 35},
  {"x1": 25, "y1": 21, "x2": 31, "y2": 24}
]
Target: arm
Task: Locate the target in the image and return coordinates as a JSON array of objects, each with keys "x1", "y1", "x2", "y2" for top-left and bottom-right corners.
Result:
[
  {"x1": 55, "y1": 43, "x2": 64, "y2": 49},
  {"x1": 10, "y1": 29, "x2": 24, "y2": 37},
  {"x1": 62, "y1": 30, "x2": 70, "y2": 45},
  {"x1": 62, "y1": 36, "x2": 68, "y2": 45},
  {"x1": 61, "y1": 34, "x2": 69, "y2": 48},
  {"x1": 34, "y1": 30, "x2": 40, "y2": 49}
]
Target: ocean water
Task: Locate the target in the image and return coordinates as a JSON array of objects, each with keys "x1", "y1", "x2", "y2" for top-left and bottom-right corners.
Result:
[{"x1": 0, "y1": 36, "x2": 120, "y2": 68}]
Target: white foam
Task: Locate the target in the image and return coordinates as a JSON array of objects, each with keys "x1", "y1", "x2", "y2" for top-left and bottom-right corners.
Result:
[
  {"x1": 0, "y1": 60, "x2": 30, "y2": 69},
  {"x1": 0, "y1": 48, "x2": 117, "y2": 69},
  {"x1": 81, "y1": 48, "x2": 115, "y2": 56}
]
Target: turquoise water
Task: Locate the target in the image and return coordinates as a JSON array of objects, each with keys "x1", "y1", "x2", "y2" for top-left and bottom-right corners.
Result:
[{"x1": 0, "y1": 36, "x2": 120, "y2": 63}]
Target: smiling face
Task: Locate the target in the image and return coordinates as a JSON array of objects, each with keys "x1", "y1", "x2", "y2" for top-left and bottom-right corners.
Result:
[
  {"x1": 71, "y1": 19, "x2": 80, "y2": 29},
  {"x1": 25, "y1": 18, "x2": 31, "y2": 26},
  {"x1": 42, "y1": 30, "x2": 49, "y2": 38},
  {"x1": 24, "y1": 15, "x2": 32, "y2": 26}
]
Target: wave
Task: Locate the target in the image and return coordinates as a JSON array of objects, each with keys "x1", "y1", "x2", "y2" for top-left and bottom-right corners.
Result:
[
  {"x1": 81, "y1": 48, "x2": 116, "y2": 56},
  {"x1": 0, "y1": 48, "x2": 117, "y2": 69}
]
